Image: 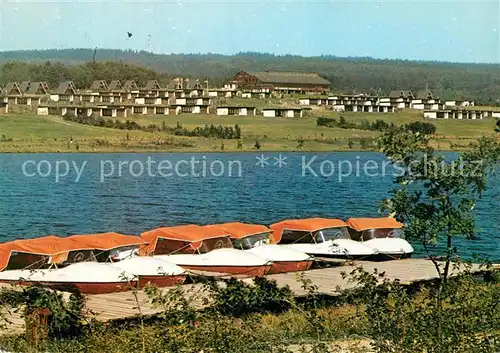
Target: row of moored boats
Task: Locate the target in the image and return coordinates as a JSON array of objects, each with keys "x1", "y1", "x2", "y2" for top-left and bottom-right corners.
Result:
[{"x1": 0, "y1": 217, "x2": 414, "y2": 294}]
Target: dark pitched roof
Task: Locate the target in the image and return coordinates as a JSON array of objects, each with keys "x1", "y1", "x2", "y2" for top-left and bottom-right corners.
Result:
[
  {"x1": 416, "y1": 90, "x2": 433, "y2": 100},
  {"x1": 389, "y1": 90, "x2": 413, "y2": 99},
  {"x1": 4, "y1": 82, "x2": 22, "y2": 95},
  {"x1": 144, "y1": 80, "x2": 161, "y2": 90},
  {"x1": 54, "y1": 81, "x2": 77, "y2": 95},
  {"x1": 108, "y1": 80, "x2": 122, "y2": 91},
  {"x1": 25, "y1": 82, "x2": 50, "y2": 95},
  {"x1": 245, "y1": 71, "x2": 331, "y2": 86},
  {"x1": 190, "y1": 79, "x2": 204, "y2": 90},
  {"x1": 123, "y1": 80, "x2": 138, "y2": 91},
  {"x1": 90, "y1": 80, "x2": 109, "y2": 91},
  {"x1": 168, "y1": 77, "x2": 206, "y2": 90},
  {"x1": 168, "y1": 78, "x2": 183, "y2": 90},
  {"x1": 20, "y1": 81, "x2": 32, "y2": 93}
]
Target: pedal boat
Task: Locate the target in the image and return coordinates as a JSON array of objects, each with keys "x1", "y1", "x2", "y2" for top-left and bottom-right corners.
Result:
[
  {"x1": 346, "y1": 217, "x2": 414, "y2": 260},
  {"x1": 207, "y1": 222, "x2": 313, "y2": 274},
  {"x1": 269, "y1": 218, "x2": 376, "y2": 259},
  {"x1": 141, "y1": 225, "x2": 272, "y2": 276}
]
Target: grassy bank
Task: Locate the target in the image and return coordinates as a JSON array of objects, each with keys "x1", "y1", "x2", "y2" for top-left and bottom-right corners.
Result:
[{"x1": 0, "y1": 110, "x2": 497, "y2": 153}]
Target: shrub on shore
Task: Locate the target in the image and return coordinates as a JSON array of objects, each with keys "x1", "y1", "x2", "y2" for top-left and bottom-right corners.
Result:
[{"x1": 62, "y1": 113, "x2": 242, "y2": 140}]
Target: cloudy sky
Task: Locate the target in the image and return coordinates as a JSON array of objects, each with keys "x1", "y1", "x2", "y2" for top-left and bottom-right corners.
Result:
[{"x1": 0, "y1": 0, "x2": 499, "y2": 63}]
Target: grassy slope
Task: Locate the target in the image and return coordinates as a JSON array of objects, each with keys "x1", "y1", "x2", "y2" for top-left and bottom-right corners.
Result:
[{"x1": 0, "y1": 109, "x2": 497, "y2": 152}]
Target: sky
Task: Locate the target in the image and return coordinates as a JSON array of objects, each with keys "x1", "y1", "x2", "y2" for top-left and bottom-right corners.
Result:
[{"x1": 0, "y1": 0, "x2": 499, "y2": 63}]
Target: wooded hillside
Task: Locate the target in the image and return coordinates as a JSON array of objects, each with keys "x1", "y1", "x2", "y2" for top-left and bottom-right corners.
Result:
[{"x1": 1, "y1": 49, "x2": 499, "y2": 104}]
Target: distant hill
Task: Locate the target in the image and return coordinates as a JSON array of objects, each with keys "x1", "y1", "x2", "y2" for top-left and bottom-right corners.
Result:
[{"x1": 1, "y1": 49, "x2": 500, "y2": 104}]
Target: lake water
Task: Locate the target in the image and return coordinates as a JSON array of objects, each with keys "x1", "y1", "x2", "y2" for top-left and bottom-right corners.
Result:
[{"x1": 0, "y1": 152, "x2": 498, "y2": 260}]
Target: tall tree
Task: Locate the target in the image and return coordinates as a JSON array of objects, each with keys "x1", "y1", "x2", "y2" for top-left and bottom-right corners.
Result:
[{"x1": 379, "y1": 127, "x2": 500, "y2": 338}]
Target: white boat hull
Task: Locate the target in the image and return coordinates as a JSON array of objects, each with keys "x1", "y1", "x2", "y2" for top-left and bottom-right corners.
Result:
[
  {"x1": 362, "y1": 238, "x2": 414, "y2": 260},
  {"x1": 283, "y1": 239, "x2": 376, "y2": 259},
  {"x1": 156, "y1": 248, "x2": 272, "y2": 276},
  {"x1": 245, "y1": 244, "x2": 313, "y2": 273},
  {"x1": 0, "y1": 263, "x2": 135, "y2": 294},
  {"x1": 111, "y1": 257, "x2": 187, "y2": 288}
]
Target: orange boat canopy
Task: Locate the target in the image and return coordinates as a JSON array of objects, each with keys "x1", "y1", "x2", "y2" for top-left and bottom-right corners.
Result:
[
  {"x1": 65, "y1": 232, "x2": 145, "y2": 250},
  {"x1": 141, "y1": 225, "x2": 231, "y2": 254},
  {"x1": 0, "y1": 236, "x2": 69, "y2": 271},
  {"x1": 0, "y1": 233, "x2": 145, "y2": 271},
  {"x1": 207, "y1": 222, "x2": 271, "y2": 239},
  {"x1": 347, "y1": 217, "x2": 403, "y2": 231},
  {"x1": 269, "y1": 218, "x2": 347, "y2": 244}
]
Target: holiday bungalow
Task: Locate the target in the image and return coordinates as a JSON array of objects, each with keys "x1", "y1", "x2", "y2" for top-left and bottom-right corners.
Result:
[
  {"x1": 50, "y1": 81, "x2": 77, "y2": 102},
  {"x1": 208, "y1": 89, "x2": 236, "y2": 98},
  {"x1": 423, "y1": 109, "x2": 493, "y2": 120},
  {"x1": 216, "y1": 106, "x2": 256, "y2": 116},
  {"x1": 4, "y1": 82, "x2": 22, "y2": 96},
  {"x1": 173, "y1": 97, "x2": 211, "y2": 106},
  {"x1": 241, "y1": 91, "x2": 271, "y2": 99},
  {"x1": 444, "y1": 100, "x2": 475, "y2": 107},
  {"x1": 128, "y1": 105, "x2": 169, "y2": 116},
  {"x1": 171, "y1": 104, "x2": 210, "y2": 115},
  {"x1": 167, "y1": 78, "x2": 205, "y2": 97},
  {"x1": 411, "y1": 90, "x2": 442, "y2": 109},
  {"x1": 332, "y1": 103, "x2": 395, "y2": 113},
  {"x1": 123, "y1": 80, "x2": 139, "y2": 92},
  {"x1": 298, "y1": 97, "x2": 329, "y2": 106},
  {"x1": 262, "y1": 107, "x2": 310, "y2": 118},
  {"x1": 108, "y1": 80, "x2": 123, "y2": 91},
  {"x1": 25, "y1": 82, "x2": 50, "y2": 96},
  {"x1": 90, "y1": 80, "x2": 109, "y2": 92},
  {"x1": 143, "y1": 80, "x2": 162, "y2": 92},
  {"x1": 227, "y1": 71, "x2": 331, "y2": 94},
  {"x1": 388, "y1": 90, "x2": 413, "y2": 108},
  {"x1": 3, "y1": 82, "x2": 22, "y2": 104}
]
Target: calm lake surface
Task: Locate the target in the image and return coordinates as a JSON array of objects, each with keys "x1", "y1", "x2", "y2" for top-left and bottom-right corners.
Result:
[{"x1": 0, "y1": 152, "x2": 498, "y2": 260}]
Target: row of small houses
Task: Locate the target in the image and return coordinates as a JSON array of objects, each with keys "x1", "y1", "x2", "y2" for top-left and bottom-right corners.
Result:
[
  {"x1": 298, "y1": 90, "x2": 475, "y2": 110},
  {"x1": 34, "y1": 103, "x2": 310, "y2": 118},
  {"x1": 298, "y1": 90, "x2": 500, "y2": 119},
  {"x1": 0, "y1": 79, "x2": 239, "y2": 105}
]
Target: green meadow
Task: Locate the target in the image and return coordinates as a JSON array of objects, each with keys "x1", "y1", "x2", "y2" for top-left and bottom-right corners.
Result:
[{"x1": 0, "y1": 109, "x2": 497, "y2": 153}]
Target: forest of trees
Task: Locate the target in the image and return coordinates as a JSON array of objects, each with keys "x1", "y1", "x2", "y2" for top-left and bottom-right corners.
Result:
[
  {"x1": 0, "y1": 60, "x2": 168, "y2": 90},
  {"x1": 1, "y1": 49, "x2": 499, "y2": 105}
]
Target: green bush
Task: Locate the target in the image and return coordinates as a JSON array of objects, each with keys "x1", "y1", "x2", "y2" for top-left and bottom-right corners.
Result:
[
  {"x1": 342, "y1": 267, "x2": 500, "y2": 353},
  {"x1": 404, "y1": 121, "x2": 437, "y2": 135},
  {"x1": 0, "y1": 284, "x2": 86, "y2": 339},
  {"x1": 317, "y1": 116, "x2": 396, "y2": 132},
  {"x1": 62, "y1": 114, "x2": 242, "y2": 139},
  {"x1": 206, "y1": 277, "x2": 294, "y2": 317}
]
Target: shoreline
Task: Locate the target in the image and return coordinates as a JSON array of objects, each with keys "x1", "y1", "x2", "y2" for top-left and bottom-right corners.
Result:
[{"x1": 0, "y1": 146, "x2": 475, "y2": 154}]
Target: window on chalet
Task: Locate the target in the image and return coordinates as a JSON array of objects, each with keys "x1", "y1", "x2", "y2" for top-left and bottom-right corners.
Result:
[{"x1": 181, "y1": 106, "x2": 193, "y2": 113}]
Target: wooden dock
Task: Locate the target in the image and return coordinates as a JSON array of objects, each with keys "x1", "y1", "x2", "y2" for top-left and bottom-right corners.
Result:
[{"x1": 0, "y1": 258, "x2": 497, "y2": 335}]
